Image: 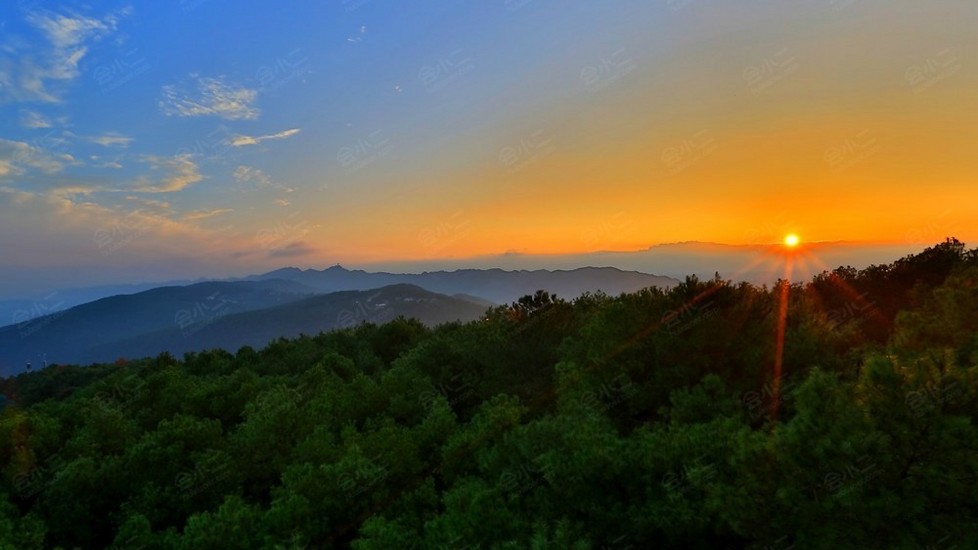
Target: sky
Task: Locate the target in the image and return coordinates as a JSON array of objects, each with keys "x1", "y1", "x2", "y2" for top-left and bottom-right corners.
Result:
[{"x1": 1, "y1": 0, "x2": 976, "y2": 297}]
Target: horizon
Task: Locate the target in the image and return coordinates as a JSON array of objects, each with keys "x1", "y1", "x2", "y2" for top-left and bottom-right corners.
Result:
[{"x1": 0, "y1": 238, "x2": 948, "y2": 301}]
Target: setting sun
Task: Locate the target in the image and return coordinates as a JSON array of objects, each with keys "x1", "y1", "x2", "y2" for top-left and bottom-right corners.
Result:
[{"x1": 784, "y1": 234, "x2": 801, "y2": 248}]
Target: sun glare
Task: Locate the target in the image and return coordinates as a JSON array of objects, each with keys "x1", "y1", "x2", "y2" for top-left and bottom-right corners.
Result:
[{"x1": 784, "y1": 234, "x2": 800, "y2": 248}]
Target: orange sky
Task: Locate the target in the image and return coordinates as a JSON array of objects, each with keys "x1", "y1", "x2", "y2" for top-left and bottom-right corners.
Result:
[{"x1": 1, "y1": 1, "x2": 976, "y2": 294}]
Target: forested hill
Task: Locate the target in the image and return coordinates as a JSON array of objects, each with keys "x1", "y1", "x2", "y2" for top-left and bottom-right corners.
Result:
[{"x1": 1, "y1": 239, "x2": 977, "y2": 548}]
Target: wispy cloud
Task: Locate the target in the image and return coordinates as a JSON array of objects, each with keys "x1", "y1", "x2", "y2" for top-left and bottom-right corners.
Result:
[
  {"x1": 159, "y1": 75, "x2": 260, "y2": 120},
  {"x1": 182, "y1": 208, "x2": 232, "y2": 221},
  {"x1": 20, "y1": 110, "x2": 53, "y2": 129},
  {"x1": 134, "y1": 154, "x2": 204, "y2": 193},
  {"x1": 233, "y1": 165, "x2": 272, "y2": 187},
  {"x1": 125, "y1": 196, "x2": 172, "y2": 215},
  {"x1": 28, "y1": 10, "x2": 122, "y2": 50},
  {"x1": 89, "y1": 133, "x2": 133, "y2": 147},
  {"x1": 229, "y1": 128, "x2": 301, "y2": 147},
  {"x1": 0, "y1": 138, "x2": 74, "y2": 176},
  {"x1": 233, "y1": 165, "x2": 293, "y2": 193},
  {"x1": 268, "y1": 241, "x2": 317, "y2": 258},
  {"x1": 1, "y1": 9, "x2": 128, "y2": 103}
]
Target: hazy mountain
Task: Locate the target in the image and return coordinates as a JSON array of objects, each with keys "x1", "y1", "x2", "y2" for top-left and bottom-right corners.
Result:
[
  {"x1": 364, "y1": 241, "x2": 929, "y2": 286},
  {"x1": 83, "y1": 284, "x2": 489, "y2": 365},
  {"x1": 248, "y1": 265, "x2": 679, "y2": 304},
  {"x1": 0, "y1": 279, "x2": 198, "y2": 327},
  {"x1": 0, "y1": 265, "x2": 678, "y2": 375},
  {"x1": 0, "y1": 279, "x2": 315, "y2": 376}
]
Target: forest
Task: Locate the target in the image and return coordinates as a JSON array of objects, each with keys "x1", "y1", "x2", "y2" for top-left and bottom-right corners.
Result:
[{"x1": 1, "y1": 239, "x2": 976, "y2": 549}]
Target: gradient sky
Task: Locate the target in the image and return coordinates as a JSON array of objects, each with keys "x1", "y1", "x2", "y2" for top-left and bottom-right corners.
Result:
[{"x1": 1, "y1": 1, "x2": 976, "y2": 296}]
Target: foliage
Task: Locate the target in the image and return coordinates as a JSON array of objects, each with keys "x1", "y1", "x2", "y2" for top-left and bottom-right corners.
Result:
[{"x1": 1, "y1": 240, "x2": 977, "y2": 548}]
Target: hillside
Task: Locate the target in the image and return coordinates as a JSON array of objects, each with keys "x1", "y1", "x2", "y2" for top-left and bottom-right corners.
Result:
[
  {"x1": 0, "y1": 240, "x2": 976, "y2": 548},
  {"x1": 0, "y1": 279, "x2": 315, "y2": 375},
  {"x1": 84, "y1": 284, "x2": 489, "y2": 364},
  {"x1": 248, "y1": 265, "x2": 679, "y2": 304}
]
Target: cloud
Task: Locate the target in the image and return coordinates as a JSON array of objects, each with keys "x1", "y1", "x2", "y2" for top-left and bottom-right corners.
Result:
[
  {"x1": 182, "y1": 208, "x2": 232, "y2": 221},
  {"x1": 134, "y1": 154, "x2": 204, "y2": 193},
  {"x1": 20, "y1": 111, "x2": 53, "y2": 129},
  {"x1": 233, "y1": 165, "x2": 295, "y2": 193},
  {"x1": 233, "y1": 165, "x2": 272, "y2": 187},
  {"x1": 267, "y1": 241, "x2": 317, "y2": 259},
  {"x1": 1, "y1": 9, "x2": 127, "y2": 103},
  {"x1": 125, "y1": 196, "x2": 172, "y2": 215},
  {"x1": 64, "y1": 131, "x2": 133, "y2": 147},
  {"x1": 28, "y1": 11, "x2": 120, "y2": 50},
  {"x1": 0, "y1": 138, "x2": 73, "y2": 176},
  {"x1": 160, "y1": 75, "x2": 260, "y2": 120},
  {"x1": 0, "y1": 183, "x2": 253, "y2": 288},
  {"x1": 89, "y1": 133, "x2": 133, "y2": 147},
  {"x1": 48, "y1": 185, "x2": 100, "y2": 199},
  {"x1": 230, "y1": 128, "x2": 301, "y2": 147},
  {"x1": 274, "y1": 199, "x2": 291, "y2": 207}
]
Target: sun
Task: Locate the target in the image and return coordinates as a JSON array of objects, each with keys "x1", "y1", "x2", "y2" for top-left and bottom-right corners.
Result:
[{"x1": 784, "y1": 234, "x2": 800, "y2": 248}]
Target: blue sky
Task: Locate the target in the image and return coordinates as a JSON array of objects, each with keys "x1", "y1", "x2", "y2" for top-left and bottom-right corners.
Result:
[{"x1": 1, "y1": 1, "x2": 976, "y2": 297}]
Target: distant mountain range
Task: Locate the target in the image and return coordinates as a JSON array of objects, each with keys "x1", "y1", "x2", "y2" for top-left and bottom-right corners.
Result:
[
  {"x1": 246, "y1": 265, "x2": 677, "y2": 304},
  {"x1": 84, "y1": 284, "x2": 489, "y2": 364},
  {"x1": 0, "y1": 279, "x2": 314, "y2": 375},
  {"x1": 0, "y1": 266, "x2": 678, "y2": 375}
]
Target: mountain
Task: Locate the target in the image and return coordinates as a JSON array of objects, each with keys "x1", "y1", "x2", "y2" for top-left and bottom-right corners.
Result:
[
  {"x1": 0, "y1": 265, "x2": 678, "y2": 375},
  {"x1": 0, "y1": 279, "x2": 315, "y2": 376},
  {"x1": 247, "y1": 265, "x2": 679, "y2": 304},
  {"x1": 0, "y1": 279, "x2": 198, "y2": 327},
  {"x1": 83, "y1": 284, "x2": 489, "y2": 364}
]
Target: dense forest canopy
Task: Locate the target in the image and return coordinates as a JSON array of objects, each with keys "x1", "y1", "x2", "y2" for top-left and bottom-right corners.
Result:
[{"x1": 2, "y1": 239, "x2": 977, "y2": 549}]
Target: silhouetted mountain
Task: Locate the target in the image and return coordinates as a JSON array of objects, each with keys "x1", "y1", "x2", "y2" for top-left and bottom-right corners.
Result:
[
  {"x1": 248, "y1": 265, "x2": 678, "y2": 304},
  {"x1": 0, "y1": 279, "x2": 315, "y2": 375},
  {"x1": 84, "y1": 284, "x2": 488, "y2": 364}
]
